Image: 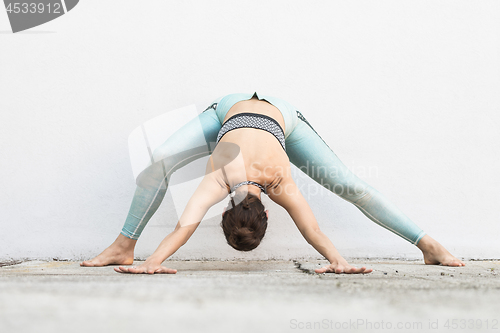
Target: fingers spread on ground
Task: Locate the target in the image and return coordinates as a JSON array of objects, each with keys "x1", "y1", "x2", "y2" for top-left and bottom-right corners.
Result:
[
  {"x1": 343, "y1": 267, "x2": 354, "y2": 274},
  {"x1": 115, "y1": 267, "x2": 126, "y2": 273},
  {"x1": 315, "y1": 266, "x2": 329, "y2": 273},
  {"x1": 122, "y1": 267, "x2": 135, "y2": 273}
]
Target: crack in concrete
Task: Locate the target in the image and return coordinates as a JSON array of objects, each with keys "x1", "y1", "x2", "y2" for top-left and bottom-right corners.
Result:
[
  {"x1": 0, "y1": 260, "x2": 22, "y2": 268},
  {"x1": 292, "y1": 260, "x2": 317, "y2": 275}
]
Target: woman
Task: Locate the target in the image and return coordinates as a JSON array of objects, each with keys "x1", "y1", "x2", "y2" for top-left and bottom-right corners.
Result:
[{"x1": 81, "y1": 92, "x2": 465, "y2": 274}]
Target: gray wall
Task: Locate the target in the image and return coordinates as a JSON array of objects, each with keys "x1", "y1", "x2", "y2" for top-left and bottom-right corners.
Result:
[{"x1": 1, "y1": 0, "x2": 499, "y2": 261}]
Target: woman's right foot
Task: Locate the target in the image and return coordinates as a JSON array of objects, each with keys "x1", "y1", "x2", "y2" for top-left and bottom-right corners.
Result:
[
  {"x1": 417, "y1": 235, "x2": 465, "y2": 267},
  {"x1": 80, "y1": 234, "x2": 136, "y2": 267}
]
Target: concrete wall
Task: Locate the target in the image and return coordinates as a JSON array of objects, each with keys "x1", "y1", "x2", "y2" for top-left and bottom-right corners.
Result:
[{"x1": 1, "y1": 0, "x2": 499, "y2": 261}]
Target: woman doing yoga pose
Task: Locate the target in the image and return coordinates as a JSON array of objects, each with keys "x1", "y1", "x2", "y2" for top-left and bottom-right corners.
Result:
[{"x1": 81, "y1": 92, "x2": 465, "y2": 274}]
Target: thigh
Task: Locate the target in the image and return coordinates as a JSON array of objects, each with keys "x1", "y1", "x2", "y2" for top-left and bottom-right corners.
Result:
[
  {"x1": 286, "y1": 111, "x2": 370, "y2": 201},
  {"x1": 136, "y1": 108, "x2": 222, "y2": 189}
]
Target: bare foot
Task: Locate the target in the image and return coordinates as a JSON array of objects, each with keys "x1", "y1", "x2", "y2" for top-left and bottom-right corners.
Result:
[
  {"x1": 80, "y1": 234, "x2": 136, "y2": 267},
  {"x1": 417, "y1": 235, "x2": 465, "y2": 267}
]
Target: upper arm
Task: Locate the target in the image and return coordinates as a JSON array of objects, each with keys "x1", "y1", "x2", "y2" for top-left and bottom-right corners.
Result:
[
  {"x1": 268, "y1": 177, "x2": 321, "y2": 238},
  {"x1": 177, "y1": 171, "x2": 229, "y2": 228}
]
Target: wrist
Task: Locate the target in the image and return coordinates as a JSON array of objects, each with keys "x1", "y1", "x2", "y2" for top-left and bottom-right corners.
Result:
[
  {"x1": 145, "y1": 255, "x2": 165, "y2": 265},
  {"x1": 327, "y1": 254, "x2": 345, "y2": 265}
]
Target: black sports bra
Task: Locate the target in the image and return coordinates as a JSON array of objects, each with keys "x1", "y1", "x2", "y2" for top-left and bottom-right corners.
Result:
[{"x1": 216, "y1": 112, "x2": 286, "y2": 151}]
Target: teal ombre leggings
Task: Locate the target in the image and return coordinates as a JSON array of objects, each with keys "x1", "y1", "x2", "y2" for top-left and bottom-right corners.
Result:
[{"x1": 121, "y1": 92, "x2": 426, "y2": 245}]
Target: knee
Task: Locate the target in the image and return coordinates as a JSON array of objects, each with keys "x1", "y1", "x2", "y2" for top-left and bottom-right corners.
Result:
[
  {"x1": 348, "y1": 185, "x2": 379, "y2": 207},
  {"x1": 152, "y1": 144, "x2": 175, "y2": 164}
]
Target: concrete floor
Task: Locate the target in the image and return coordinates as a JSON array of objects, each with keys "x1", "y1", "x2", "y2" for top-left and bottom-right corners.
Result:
[{"x1": 1, "y1": 259, "x2": 499, "y2": 333}]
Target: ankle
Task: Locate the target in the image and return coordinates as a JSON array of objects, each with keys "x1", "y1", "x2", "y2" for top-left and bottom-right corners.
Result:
[
  {"x1": 112, "y1": 234, "x2": 137, "y2": 251},
  {"x1": 416, "y1": 235, "x2": 438, "y2": 253}
]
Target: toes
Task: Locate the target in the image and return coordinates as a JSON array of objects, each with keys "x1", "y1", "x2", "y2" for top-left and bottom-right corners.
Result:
[
  {"x1": 442, "y1": 260, "x2": 464, "y2": 267},
  {"x1": 81, "y1": 261, "x2": 95, "y2": 267}
]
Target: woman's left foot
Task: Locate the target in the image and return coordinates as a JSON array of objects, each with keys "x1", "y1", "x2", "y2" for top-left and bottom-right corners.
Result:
[{"x1": 417, "y1": 235, "x2": 465, "y2": 267}]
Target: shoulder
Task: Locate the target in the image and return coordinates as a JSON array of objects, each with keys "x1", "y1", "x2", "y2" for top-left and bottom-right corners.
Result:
[{"x1": 266, "y1": 175, "x2": 302, "y2": 207}]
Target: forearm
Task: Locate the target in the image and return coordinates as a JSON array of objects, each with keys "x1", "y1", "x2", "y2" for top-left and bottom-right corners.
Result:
[
  {"x1": 304, "y1": 229, "x2": 345, "y2": 263},
  {"x1": 146, "y1": 227, "x2": 193, "y2": 264}
]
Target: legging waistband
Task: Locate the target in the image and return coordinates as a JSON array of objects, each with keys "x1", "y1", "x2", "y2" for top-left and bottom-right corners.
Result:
[{"x1": 208, "y1": 92, "x2": 299, "y2": 140}]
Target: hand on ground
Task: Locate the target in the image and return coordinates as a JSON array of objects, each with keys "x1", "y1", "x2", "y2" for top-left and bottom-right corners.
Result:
[
  {"x1": 315, "y1": 261, "x2": 373, "y2": 274},
  {"x1": 114, "y1": 262, "x2": 177, "y2": 274}
]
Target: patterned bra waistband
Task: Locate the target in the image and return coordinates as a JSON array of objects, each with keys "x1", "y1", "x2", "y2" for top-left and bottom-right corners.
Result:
[
  {"x1": 216, "y1": 112, "x2": 286, "y2": 151},
  {"x1": 230, "y1": 180, "x2": 267, "y2": 194}
]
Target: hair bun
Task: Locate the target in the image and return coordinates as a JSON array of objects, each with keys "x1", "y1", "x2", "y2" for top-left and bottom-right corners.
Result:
[
  {"x1": 236, "y1": 227, "x2": 252, "y2": 237},
  {"x1": 233, "y1": 227, "x2": 252, "y2": 243}
]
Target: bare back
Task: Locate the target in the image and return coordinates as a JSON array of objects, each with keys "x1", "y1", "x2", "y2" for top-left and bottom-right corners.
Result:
[{"x1": 210, "y1": 95, "x2": 292, "y2": 192}]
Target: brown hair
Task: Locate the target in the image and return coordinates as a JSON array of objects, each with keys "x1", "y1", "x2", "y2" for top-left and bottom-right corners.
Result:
[{"x1": 220, "y1": 192, "x2": 268, "y2": 251}]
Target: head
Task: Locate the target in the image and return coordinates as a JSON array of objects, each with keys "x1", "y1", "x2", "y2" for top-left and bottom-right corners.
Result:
[{"x1": 220, "y1": 191, "x2": 268, "y2": 251}]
